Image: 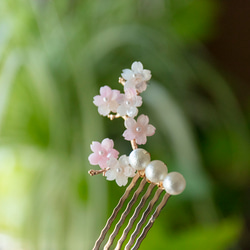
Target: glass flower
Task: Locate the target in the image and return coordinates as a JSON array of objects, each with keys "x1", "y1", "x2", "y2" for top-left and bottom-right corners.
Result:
[
  {"x1": 93, "y1": 86, "x2": 121, "y2": 116},
  {"x1": 117, "y1": 88, "x2": 142, "y2": 118},
  {"x1": 105, "y1": 155, "x2": 136, "y2": 186},
  {"x1": 88, "y1": 138, "x2": 119, "y2": 169},
  {"x1": 121, "y1": 61, "x2": 151, "y2": 93},
  {"x1": 122, "y1": 114, "x2": 156, "y2": 145}
]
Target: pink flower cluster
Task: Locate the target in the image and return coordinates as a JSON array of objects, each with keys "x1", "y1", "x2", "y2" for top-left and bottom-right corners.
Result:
[
  {"x1": 88, "y1": 138, "x2": 119, "y2": 169},
  {"x1": 88, "y1": 138, "x2": 135, "y2": 186},
  {"x1": 89, "y1": 61, "x2": 156, "y2": 186}
]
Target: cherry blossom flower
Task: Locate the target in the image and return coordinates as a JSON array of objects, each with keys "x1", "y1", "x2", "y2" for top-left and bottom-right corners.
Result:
[
  {"x1": 121, "y1": 61, "x2": 151, "y2": 93},
  {"x1": 117, "y1": 88, "x2": 142, "y2": 118},
  {"x1": 93, "y1": 86, "x2": 121, "y2": 116},
  {"x1": 88, "y1": 138, "x2": 119, "y2": 169},
  {"x1": 105, "y1": 155, "x2": 136, "y2": 186},
  {"x1": 122, "y1": 114, "x2": 156, "y2": 145}
]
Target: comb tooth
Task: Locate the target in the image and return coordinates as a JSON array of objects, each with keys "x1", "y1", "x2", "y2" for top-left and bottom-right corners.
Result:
[
  {"x1": 125, "y1": 188, "x2": 163, "y2": 250},
  {"x1": 92, "y1": 173, "x2": 140, "y2": 250},
  {"x1": 131, "y1": 193, "x2": 171, "y2": 250},
  {"x1": 115, "y1": 183, "x2": 155, "y2": 250},
  {"x1": 103, "y1": 177, "x2": 147, "y2": 250}
]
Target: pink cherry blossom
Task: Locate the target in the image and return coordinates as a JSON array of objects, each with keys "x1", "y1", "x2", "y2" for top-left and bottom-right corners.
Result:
[
  {"x1": 121, "y1": 61, "x2": 151, "y2": 93},
  {"x1": 122, "y1": 114, "x2": 156, "y2": 145},
  {"x1": 105, "y1": 155, "x2": 136, "y2": 186},
  {"x1": 117, "y1": 88, "x2": 142, "y2": 118},
  {"x1": 93, "y1": 86, "x2": 121, "y2": 116},
  {"x1": 88, "y1": 138, "x2": 119, "y2": 169}
]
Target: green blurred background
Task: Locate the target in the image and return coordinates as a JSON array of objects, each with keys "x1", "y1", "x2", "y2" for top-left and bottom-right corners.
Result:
[{"x1": 0, "y1": 0, "x2": 249, "y2": 249}]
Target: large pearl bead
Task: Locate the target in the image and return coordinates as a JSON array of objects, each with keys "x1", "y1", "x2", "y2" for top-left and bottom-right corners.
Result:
[
  {"x1": 128, "y1": 148, "x2": 151, "y2": 170},
  {"x1": 163, "y1": 172, "x2": 186, "y2": 195},
  {"x1": 145, "y1": 160, "x2": 168, "y2": 184}
]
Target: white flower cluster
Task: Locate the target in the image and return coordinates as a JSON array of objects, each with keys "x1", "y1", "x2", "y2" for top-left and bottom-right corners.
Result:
[
  {"x1": 105, "y1": 155, "x2": 136, "y2": 186},
  {"x1": 93, "y1": 61, "x2": 151, "y2": 118}
]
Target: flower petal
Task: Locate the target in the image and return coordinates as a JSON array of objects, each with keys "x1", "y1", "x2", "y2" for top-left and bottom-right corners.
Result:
[
  {"x1": 100, "y1": 85, "x2": 112, "y2": 96},
  {"x1": 124, "y1": 166, "x2": 136, "y2": 177},
  {"x1": 99, "y1": 158, "x2": 108, "y2": 169},
  {"x1": 124, "y1": 80, "x2": 136, "y2": 90},
  {"x1": 98, "y1": 105, "x2": 110, "y2": 116},
  {"x1": 131, "y1": 61, "x2": 143, "y2": 73},
  {"x1": 135, "y1": 96, "x2": 143, "y2": 107},
  {"x1": 143, "y1": 69, "x2": 151, "y2": 81},
  {"x1": 88, "y1": 153, "x2": 100, "y2": 165},
  {"x1": 136, "y1": 81, "x2": 147, "y2": 93},
  {"x1": 116, "y1": 175, "x2": 128, "y2": 186},
  {"x1": 135, "y1": 134, "x2": 147, "y2": 145},
  {"x1": 124, "y1": 117, "x2": 136, "y2": 129},
  {"x1": 125, "y1": 88, "x2": 137, "y2": 99},
  {"x1": 93, "y1": 95, "x2": 103, "y2": 106},
  {"x1": 101, "y1": 138, "x2": 114, "y2": 150},
  {"x1": 117, "y1": 104, "x2": 127, "y2": 116},
  {"x1": 123, "y1": 129, "x2": 135, "y2": 141},
  {"x1": 119, "y1": 155, "x2": 129, "y2": 166},
  {"x1": 127, "y1": 106, "x2": 138, "y2": 118},
  {"x1": 90, "y1": 141, "x2": 101, "y2": 152},
  {"x1": 111, "y1": 89, "x2": 121, "y2": 100},
  {"x1": 121, "y1": 69, "x2": 133, "y2": 80},
  {"x1": 146, "y1": 124, "x2": 156, "y2": 136},
  {"x1": 137, "y1": 114, "x2": 149, "y2": 126},
  {"x1": 105, "y1": 169, "x2": 116, "y2": 181}
]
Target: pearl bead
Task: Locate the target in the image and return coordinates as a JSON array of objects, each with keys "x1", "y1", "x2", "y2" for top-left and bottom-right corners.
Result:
[
  {"x1": 136, "y1": 127, "x2": 141, "y2": 132},
  {"x1": 145, "y1": 160, "x2": 168, "y2": 184},
  {"x1": 163, "y1": 172, "x2": 186, "y2": 195},
  {"x1": 99, "y1": 150, "x2": 104, "y2": 156},
  {"x1": 103, "y1": 97, "x2": 108, "y2": 102},
  {"x1": 116, "y1": 167, "x2": 122, "y2": 173},
  {"x1": 125, "y1": 101, "x2": 131, "y2": 105},
  {"x1": 129, "y1": 148, "x2": 151, "y2": 170}
]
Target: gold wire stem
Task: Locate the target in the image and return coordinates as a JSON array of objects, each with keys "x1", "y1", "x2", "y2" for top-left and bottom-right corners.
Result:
[
  {"x1": 118, "y1": 77, "x2": 125, "y2": 85},
  {"x1": 130, "y1": 139, "x2": 138, "y2": 150},
  {"x1": 115, "y1": 183, "x2": 155, "y2": 250},
  {"x1": 104, "y1": 178, "x2": 147, "y2": 250},
  {"x1": 88, "y1": 168, "x2": 109, "y2": 176},
  {"x1": 124, "y1": 188, "x2": 163, "y2": 250},
  {"x1": 131, "y1": 193, "x2": 171, "y2": 250},
  {"x1": 92, "y1": 173, "x2": 140, "y2": 250}
]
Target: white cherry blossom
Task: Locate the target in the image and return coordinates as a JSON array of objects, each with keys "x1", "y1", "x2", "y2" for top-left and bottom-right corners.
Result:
[
  {"x1": 117, "y1": 88, "x2": 142, "y2": 118},
  {"x1": 105, "y1": 155, "x2": 136, "y2": 186},
  {"x1": 121, "y1": 61, "x2": 151, "y2": 93}
]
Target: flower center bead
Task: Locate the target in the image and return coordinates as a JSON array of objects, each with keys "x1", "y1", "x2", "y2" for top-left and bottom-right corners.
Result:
[
  {"x1": 99, "y1": 150, "x2": 104, "y2": 155},
  {"x1": 136, "y1": 127, "x2": 141, "y2": 132},
  {"x1": 103, "y1": 97, "x2": 108, "y2": 102},
  {"x1": 116, "y1": 167, "x2": 122, "y2": 173},
  {"x1": 125, "y1": 101, "x2": 130, "y2": 105}
]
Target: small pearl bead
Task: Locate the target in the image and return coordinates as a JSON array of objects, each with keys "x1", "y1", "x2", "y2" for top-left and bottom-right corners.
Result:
[
  {"x1": 116, "y1": 167, "x2": 122, "y2": 173},
  {"x1": 145, "y1": 160, "x2": 168, "y2": 184},
  {"x1": 103, "y1": 97, "x2": 108, "y2": 102},
  {"x1": 129, "y1": 148, "x2": 151, "y2": 170},
  {"x1": 136, "y1": 127, "x2": 141, "y2": 132},
  {"x1": 125, "y1": 101, "x2": 131, "y2": 105},
  {"x1": 99, "y1": 150, "x2": 104, "y2": 155},
  {"x1": 163, "y1": 172, "x2": 186, "y2": 195}
]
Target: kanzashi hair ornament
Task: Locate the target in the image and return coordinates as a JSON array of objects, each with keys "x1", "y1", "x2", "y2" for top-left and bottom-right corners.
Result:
[{"x1": 88, "y1": 61, "x2": 186, "y2": 250}]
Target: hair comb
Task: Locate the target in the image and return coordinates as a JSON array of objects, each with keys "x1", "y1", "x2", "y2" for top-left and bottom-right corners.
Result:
[{"x1": 88, "y1": 61, "x2": 186, "y2": 249}]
